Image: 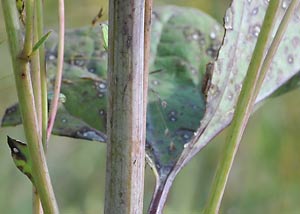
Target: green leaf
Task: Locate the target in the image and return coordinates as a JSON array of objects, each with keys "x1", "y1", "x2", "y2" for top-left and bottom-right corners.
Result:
[
  {"x1": 100, "y1": 24, "x2": 108, "y2": 50},
  {"x1": 31, "y1": 30, "x2": 52, "y2": 54},
  {"x1": 7, "y1": 136, "x2": 33, "y2": 183},
  {"x1": 152, "y1": 1, "x2": 300, "y2": 209}
]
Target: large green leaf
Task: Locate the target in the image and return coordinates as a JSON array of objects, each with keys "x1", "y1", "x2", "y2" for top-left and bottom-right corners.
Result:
[
  {"x1": 2, "y1": 5, "x2": 223, "y2": 182},
  {"x1": 147, "y1": 1, "x2": 300, "y2": 211},
  {"x1": 2, "y1": 4, "x2": 300, "y2": 212}
]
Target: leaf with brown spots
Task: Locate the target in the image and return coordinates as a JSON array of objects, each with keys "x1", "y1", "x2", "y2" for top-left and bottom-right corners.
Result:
[{"x1": 148, "y1": 1, "x2": 300, "y2": 211}]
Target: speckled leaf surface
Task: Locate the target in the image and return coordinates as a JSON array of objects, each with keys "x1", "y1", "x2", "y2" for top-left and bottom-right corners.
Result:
[
  {"x1": 151, "y1": 1, "x2": 300, "y2": 210},
  {"x1": 145, "y1": 6, "x2": 223, "y2": 178},
  {"x1": 2, "y1": 6, "x2": 224, "y2": 180},
  {"x1": 176, "y1": 0, "x2": 300, "y2": 168}
]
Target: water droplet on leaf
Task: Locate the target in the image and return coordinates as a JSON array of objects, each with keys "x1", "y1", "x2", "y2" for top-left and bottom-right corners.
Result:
[
  {"x1": 282, "y1": 0, "x2": 289, "y2": 9},
  {"x1": 210, "y1": 32, "x2": 216, "y2": 40}
]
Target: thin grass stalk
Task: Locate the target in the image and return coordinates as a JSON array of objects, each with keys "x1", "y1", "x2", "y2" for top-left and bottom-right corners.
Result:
[{"x1": 202, "y1": 0, "x2": 281, "y2": 213}]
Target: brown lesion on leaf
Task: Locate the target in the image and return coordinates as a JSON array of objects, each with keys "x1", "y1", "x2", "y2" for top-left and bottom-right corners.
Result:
[{"x1": 202, "y1": 62, "x2": 214, "y2": 99}]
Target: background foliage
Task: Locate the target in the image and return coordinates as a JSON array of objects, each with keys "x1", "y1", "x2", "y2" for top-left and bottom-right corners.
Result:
[{"x1": 1, "y1": 0, "x2": 300, "y2": 213}]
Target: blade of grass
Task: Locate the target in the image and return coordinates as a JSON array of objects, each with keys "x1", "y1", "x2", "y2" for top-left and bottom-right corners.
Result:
[
  {"x1": 202, "y1": 0, "x2": 281, "y2": 213},
  {"x1": 47, "y1": 0, "x2": 65, "y2": 141}
]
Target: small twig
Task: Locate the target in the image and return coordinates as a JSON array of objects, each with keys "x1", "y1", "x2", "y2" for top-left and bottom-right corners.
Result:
[{"x1": 47, "y1": 0, "x2": 65, "y2": 141}]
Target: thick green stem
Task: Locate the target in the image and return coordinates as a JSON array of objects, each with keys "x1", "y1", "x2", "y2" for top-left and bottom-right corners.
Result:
[
  {"x1": 104, "y1": 0, "x2": 148, "y2": 213},
  {"x1": 2, "y1": 0, "x2": 58, "y2": 213},
  {"x1": 203, "y1": 0, "x2": 281, "y2": 213}
]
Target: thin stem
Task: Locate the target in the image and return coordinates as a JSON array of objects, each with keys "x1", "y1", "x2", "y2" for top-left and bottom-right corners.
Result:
[
  {"x1": 36, "y1": 0, "x2": 48, "y2": 148},
  {"x1": 2, "y1": 0, "x2": 58, "y2": 213},
  {"x1": 32, "y1": 1, "x2": 42, "y2": 139},
  {"x1": 22, "y1": 0, "x2": 34, "y2": 57},
  {"x1": 31, "y1": 2, "x2": 43, "y2": 213},
  {"x1": 47, "y1": 0, "x2": 65, "y2": 141},
  {"x1": 144, "y1": 0, "x2": 152, "y2": 126},
  {"x1": 33, "y1": 187, "x2": 43, "y2": 214},
  {"x1": 203, "y1": 0, "x2": 281, "y2": 213}
]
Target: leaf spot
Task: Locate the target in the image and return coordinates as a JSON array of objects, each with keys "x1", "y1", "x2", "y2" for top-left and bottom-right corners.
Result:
[
  {"x1": 288, "y1": 55, "x2": 294, "y2": 64},
  {"x1": 251, "y1": 7, "x2": 259, "y2": 16},
  {"x1": 251, "y1": 24, "x2": 261, "y2": 37}
]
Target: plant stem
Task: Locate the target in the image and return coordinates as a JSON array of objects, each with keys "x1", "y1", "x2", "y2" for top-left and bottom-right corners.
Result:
[
  {"x1": 203, "y1": 0, "x2": 281, "y2": 213},
  {"x1": 22, "y1": 0, "x2": 34, "y2": 57},
  {"x1": 31, "y1": 2, "x2": 43, "y2": 213},
  {"x1": 35, "y1": 0, "x2": 48, "y2": 149},
  {"x1": 2, "y1": 0, "x2": 58, "y2": 213},
  {"x1": 104, "y1": 0, "x2": 148, "y2": 213},
  {"x1": 47, "y1": 0, "x2": 65, "y2": 141},
  {"x1": 33, "y1": 187, "x2": 43, "y2": 214},
  {"x1": 144, "y1": 0, "x2": 152, "y2": 130}
]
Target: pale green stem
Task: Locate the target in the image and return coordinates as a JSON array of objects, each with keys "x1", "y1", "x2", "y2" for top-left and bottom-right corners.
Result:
[
  {"x1": 35, "y1": 0, "x2": 48, "y2": 148},
  {"x1": 22, "y1": 0, "x2": 34, "y2": 57},
  {"x1": 2, "y1": 0, "x2": 58, "y2": 213},
  {"x1": 31, "y1": 2, "x2": 43, "y2": 213},
  {"x1": 203, "y1": 0, "x2": 281, "y2": 213},
  {"x1": 47, "y1": 0, "x2": 65, "y2": 141},
  {"x1": 32, "y1": 2, "x2": 42, "y2": 140},
  {"x1": 33, "y1": 186, "x2": 43, "y2": 214}
]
